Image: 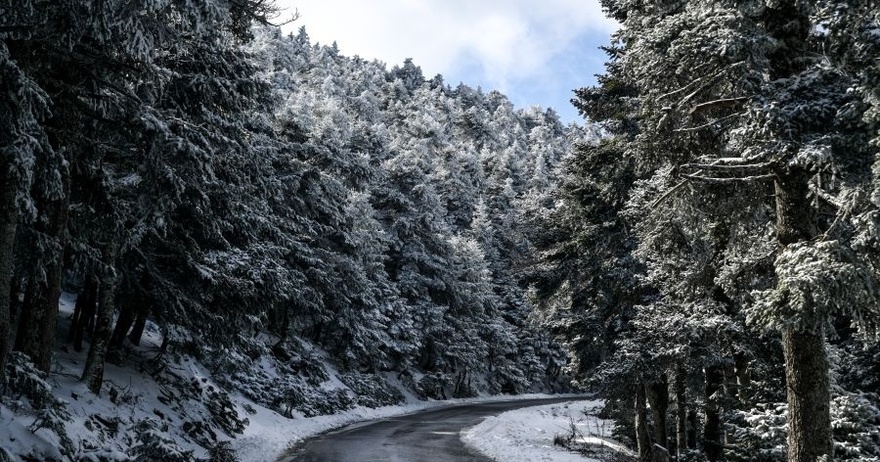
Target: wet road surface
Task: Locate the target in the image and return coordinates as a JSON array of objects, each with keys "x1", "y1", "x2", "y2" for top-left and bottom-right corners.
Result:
[{"x1": 283, "y1": 397, "x2": 584, "y2": 462}]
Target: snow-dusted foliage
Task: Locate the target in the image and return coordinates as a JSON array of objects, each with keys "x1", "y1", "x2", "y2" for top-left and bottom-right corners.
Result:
[
  {"x1": 532, "y1": 0, "x2": 880, "y2": 461},
  {"x1": 750, "y1": 240, "x2": 880, "y2": 336},
  {"x1": 831, "y1": 390, "x2": 880, "y2": 460},
  {"x1": 1, "y1": 3, "x2": 582, "y2": 456},
  {"x1": 2, "y1": 353, "x2": 74, "y2": 458}
]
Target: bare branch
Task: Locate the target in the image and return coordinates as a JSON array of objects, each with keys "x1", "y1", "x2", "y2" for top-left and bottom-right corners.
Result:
[
  {"x1": 657, "y1": 77, "x2": 706, "y2": 102},
  {"x1": 679, "y1": 62, "x2": 746, "y2": 108},
  {"x1": 658, "y1": 62, "x2": 746, "y2": 106},
  {"x1": 688, "y1": 97, "x2": 749, "y2": 115},
  {"x1": 809, "y1": 186, "x2": 844, "y2": 209},
  {"x1": 680, "y1": 74, "x2": 725, "y2": 107},
  {"x1": 673, "y1": 113, "x2": 741, "y2": 133},
  {"x1": 271, "y1": 8, "x2": 300, "y2": 27},
  {"x1": 649, "y1": 180, "x2": 689, "y2": 209},
  {"x1": 656, "y1": 61, "x2": 717, "y2": 101},
  {"x1": 648, "y1": 145, "x2": 771, "y2": 210}
]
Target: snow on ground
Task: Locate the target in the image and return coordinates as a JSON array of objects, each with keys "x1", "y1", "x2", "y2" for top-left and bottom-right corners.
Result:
[
  {"x1": 2, "y1": 292, "x2": 594, "y2": 462},
  {"x1": 234, "y1": 392, "x2": 583, "y2": 461},
  {"x1": 463, "y1": 399, "x2": 635, "y2": 462}
]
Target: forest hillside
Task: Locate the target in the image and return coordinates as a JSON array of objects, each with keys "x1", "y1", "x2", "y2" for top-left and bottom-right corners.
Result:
[
  {"x1": 0, "y1": 6, "x2": 596, "y2": 459},
  {"x1": 5, "y1": 1, "x2": 880, "y2": 462}
]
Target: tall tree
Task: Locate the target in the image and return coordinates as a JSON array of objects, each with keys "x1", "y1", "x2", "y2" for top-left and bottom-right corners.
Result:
[
  {"x1": 0, "y1": 40, "x2": 53, "y2": 379},
  {"x1": 570, "y1": 1, "x2": 880, "y2": 460},
  {"x1": 2, "y1": 0, "x2": 283, "y2": 388}
]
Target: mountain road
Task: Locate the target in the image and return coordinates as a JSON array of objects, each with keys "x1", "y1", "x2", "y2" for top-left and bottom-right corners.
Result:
[{"x1": 282, "y1": 396, "x2": 586, "y2": 462}]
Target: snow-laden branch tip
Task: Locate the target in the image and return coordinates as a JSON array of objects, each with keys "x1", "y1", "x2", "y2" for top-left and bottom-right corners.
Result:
[
  {"x1": 809, "y1": 185, "x2": 844, "y2": 209},
  {"x1": 682, "y1": 172, "x2": 776, "y2": 184},
  {"x1": 680, "y1": 161, "x2": 776, "y2": 172}
]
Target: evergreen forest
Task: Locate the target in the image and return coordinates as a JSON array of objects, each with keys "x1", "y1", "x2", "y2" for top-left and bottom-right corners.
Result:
[{"x1": 2, "y1": 0, "x2": 880, "y2": 461}]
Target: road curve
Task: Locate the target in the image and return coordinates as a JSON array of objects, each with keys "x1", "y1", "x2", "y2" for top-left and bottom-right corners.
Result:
[{"x1": 282, "y1": 397, "x2": 584, "y2": 462}]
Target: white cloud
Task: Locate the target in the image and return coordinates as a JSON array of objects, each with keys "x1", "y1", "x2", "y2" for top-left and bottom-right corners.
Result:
[{"x1": 275, "y1": 0, "x2": 617, "y2": 91}]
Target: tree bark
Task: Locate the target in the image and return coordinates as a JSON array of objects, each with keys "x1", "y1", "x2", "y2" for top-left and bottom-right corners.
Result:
[
  {"x1": 635, "y1": 380, "x2": 652, "y2": 460},
  {"x1": 646, "y1": 375, "x2": 670, "y2": 451},
  {"x1": 774, "y1": 169, "x2": 817, "y2": 245},
  {"x1": 82, "y1": 245, "x2": 118, "y2": 395},
  {"x1": 0, "y1": 161, "x2": 18, "y2": 381},
  {"x1": 128, "y1": 298, "x2": 151, "y2": 346},
  {"x1": 734, "y1": 351, "x2": 751, "y2": 401},
  {"x1": 687, "y1": 409, "x2": 698, "y2": 450},
  {"x1": 774, "y1": 168, "x2": 832, "y2": 461},
  {"x1": 69, "y1": 273, "x2": 98, "y2": 352},
  {"x1": 15, "y1": 263, "x2": 65, "y2": 372},
  {"x1": 704, "y1": 364, "x2": 724, "y2": 461},
  {"x1": 675, "y1": 363, "x2": 688, "y2": 458},
  {"x1": 782, "y1": 327, "x2": 831, "y2": 462},
  {"x1": 109, "y1": 302, "x2": 136, "y2": 350},
  {"x1": 12, "y1": 152, "x2": 69, "y2": 372}
]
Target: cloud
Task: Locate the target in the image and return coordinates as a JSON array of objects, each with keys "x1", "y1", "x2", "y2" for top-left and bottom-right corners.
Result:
[
  {"x1": 278, "y1": 0, "x2": 615, "y2": 79},
  {"x1": 273, "y1": 0, "x2": 619, "y2": 122}
]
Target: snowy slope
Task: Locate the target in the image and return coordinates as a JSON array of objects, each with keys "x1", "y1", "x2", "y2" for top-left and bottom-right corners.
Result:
[{"x1": 0, "y1": 293, "x2": 582, "y2": 461}]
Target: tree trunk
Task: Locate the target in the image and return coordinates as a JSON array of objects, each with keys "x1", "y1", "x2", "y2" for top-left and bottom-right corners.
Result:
[
  {"x1": 12, "y1": 153, "x2": 69, "y2": 373},
  {"x1": 774, "y1": 168, "x2": 831, "y2": 461},
  {"x1": 675, "y1": 363, "x2": 688, "y2": 458},
  {"x1": 69, "y1": 273, "x2": 98, "y2": 352},
  {"x1": 687, "y1": 409, "x2": 698, "y2": 450},
  {"x1": 128, "y1": 299, "x2": 151, "y2": 346},
  {"x1": 646, "y1": 375, "x2": 670, "y2": 451},
  {"x1": 734, "y1": 351, "x2": 751, "y2": 401},
  {"x1": 14, "y1": 242, "x2": 66, "y2": 372},
  {"x1": 782, "y1": 327, "x2": 831, "y2": 462},
  {"x1": 82, "y1": 246, "x2": 118, "y2": 395},
  {"x1": 635, "y1": 380, "x2": 652, "y2": 460},
  {"x1": 704, "y1": 364, "x2": 724, "y2": 461},
  {"x1": 15, "y1": 263, "x2": 65, "y2": 372},
  {"x1": 109, "y1": 302, "x2": 136, "y2": 350},
  {"x1": 0, "y1": 161, "x2": 18, "y2": 381}
]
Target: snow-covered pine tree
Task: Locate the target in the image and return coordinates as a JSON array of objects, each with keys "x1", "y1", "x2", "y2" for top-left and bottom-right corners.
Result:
[
  {"x1": 0, "y1": 38, "x2": 53, "y2": 380},
  {"x1": 573, "y1": 1, "x2": 880, "y2": 460},
  {"x1": 2, "y1": 0, "x2": 283, "y2": 391}
]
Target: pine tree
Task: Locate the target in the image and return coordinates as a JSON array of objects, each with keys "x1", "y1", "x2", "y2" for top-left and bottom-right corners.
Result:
[
  {"x1": 568, "y1": 1, "x2": 880, "y2": 460},
  {"x1": 0, "y1": 40, "x2": 53, "y2": 380},
  {"x1": 2, "y1": 0, "x2": 283, "y2": 390}
]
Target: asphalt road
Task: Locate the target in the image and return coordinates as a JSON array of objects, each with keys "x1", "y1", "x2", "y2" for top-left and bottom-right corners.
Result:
[{"x1": 282, "y1": 397, "x2": 584, "y2": 462}]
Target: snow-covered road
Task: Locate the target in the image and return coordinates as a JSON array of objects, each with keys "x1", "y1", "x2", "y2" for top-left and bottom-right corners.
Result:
[{"x1": 281, "y1": 397, "x2": 588, "y2": 462}]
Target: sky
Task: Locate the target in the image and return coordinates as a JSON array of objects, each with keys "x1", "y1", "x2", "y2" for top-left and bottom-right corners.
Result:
[{"x1": 273, "y1": 0, "x2": 619, "y2": 124}]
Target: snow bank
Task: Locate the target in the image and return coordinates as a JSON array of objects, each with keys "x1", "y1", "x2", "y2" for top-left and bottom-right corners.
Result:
[
  {"x1": 235, "y1": 392, "x2": 582, "y2": 461},
  {"x1": 462, "y1": 399, "x2": 634, "y2": 462}
]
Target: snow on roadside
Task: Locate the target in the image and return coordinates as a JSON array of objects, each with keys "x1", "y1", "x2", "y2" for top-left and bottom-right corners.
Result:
[
  {"x1": 2, "y1": 293, "x2": 587, "y2": 462},
  {"x1": 235, "y1": 393, "x2": 584, "y2": 462},
  {"x1": 462, "y1": 399, "x2": 633, "y2": 462}
]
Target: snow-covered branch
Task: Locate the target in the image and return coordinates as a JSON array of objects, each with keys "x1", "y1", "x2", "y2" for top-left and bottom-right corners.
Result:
[
  {"x1": 688, "y1": 96, "x2": 750, "y2": 115},
  {"x1": 680, "y1": 161, "x2": 775, "y2": 173},
  {"x1": 681, "y1": 172, "x2": 776, "y2": 183}
]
